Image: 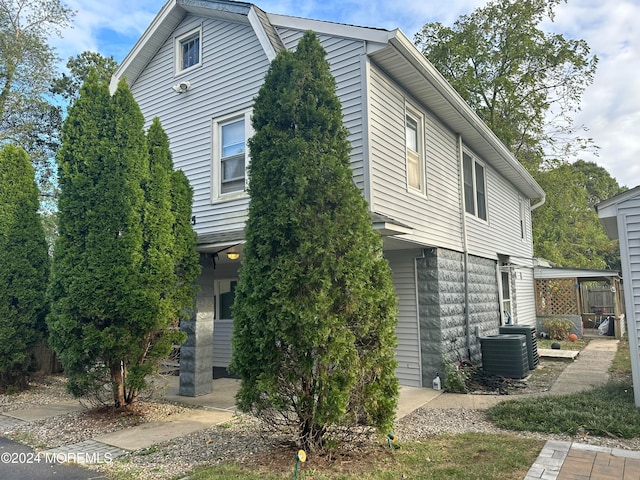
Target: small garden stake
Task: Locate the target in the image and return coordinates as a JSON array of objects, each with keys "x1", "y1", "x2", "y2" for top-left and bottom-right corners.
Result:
[
  {"x1": 294, "y1": 449, "x2": 306, "y2": 478},
  {"x1": 387, "y1": 433, "x2": 396, "y2": 449}
]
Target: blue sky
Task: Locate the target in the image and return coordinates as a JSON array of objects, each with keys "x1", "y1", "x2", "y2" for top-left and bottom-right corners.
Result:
[{"x1": 51, "y1": 0, "x2": 640, "y2": 187}]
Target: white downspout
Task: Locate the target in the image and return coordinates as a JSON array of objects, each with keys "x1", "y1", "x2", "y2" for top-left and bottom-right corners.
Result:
[
  {"x1": 457, "y1": 135, "x2": 471, "y2": 358},
  {"x1": 530, "y1": 195, "x2": 546, "y2": 211}
]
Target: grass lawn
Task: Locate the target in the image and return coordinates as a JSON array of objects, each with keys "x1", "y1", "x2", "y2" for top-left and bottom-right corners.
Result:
[
  {"x1": 185, "y1": 433, "x2": 543, "y2": 480},
  {"x1": 486, "y1": 382, "x2": 639, "y2": 437},
  {"x1": 487, "y1": 337, "x2": 637, "y2": 438}
]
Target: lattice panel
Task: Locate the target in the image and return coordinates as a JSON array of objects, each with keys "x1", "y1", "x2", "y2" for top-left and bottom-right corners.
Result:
[{"x1": 535, "y1": 278, "x2": 578, "y2": 315}]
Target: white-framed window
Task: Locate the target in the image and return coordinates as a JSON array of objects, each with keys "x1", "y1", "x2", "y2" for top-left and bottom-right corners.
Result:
[
  {"x1": 462, "y1": 152, "x2": 487, "y2": 221},
  {"x1": 405, "y1": 105, "x2": 426, "y2": 194},
  {"x1": 500, "y1": 267, "x2": 512, "y2": 325},
  {"x1": 519, "y1": 197, "x2": 527, "y2": 240},
  {"x1": 212, "y1": 110, "x2": 253, "y2": 201},
  {"x1": 175, "y1": 27, "x2": 202, "y2": 74}
]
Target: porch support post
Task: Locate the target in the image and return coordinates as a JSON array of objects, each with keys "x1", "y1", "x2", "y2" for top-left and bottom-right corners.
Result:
[{"x1": 179, "y1": 253, "x2": 214, "y2": 396}]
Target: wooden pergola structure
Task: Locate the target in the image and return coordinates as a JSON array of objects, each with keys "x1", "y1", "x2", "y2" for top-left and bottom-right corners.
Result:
[{"x1": 533, "y1": 266, "x2": 624, "y2": 336}]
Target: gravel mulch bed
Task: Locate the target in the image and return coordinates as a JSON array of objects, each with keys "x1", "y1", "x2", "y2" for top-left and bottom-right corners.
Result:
[{"x1": 2, "y1": 366, "x2": 640, "y2": 480}]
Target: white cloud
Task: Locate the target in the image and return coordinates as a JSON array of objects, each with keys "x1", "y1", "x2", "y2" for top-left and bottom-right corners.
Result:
[
  {"x1": 51, "y1": 0, "x2": 160, "y2": 64},
  {"x1": 548, "y1": 0, "x2": 640, "y2": 187}
]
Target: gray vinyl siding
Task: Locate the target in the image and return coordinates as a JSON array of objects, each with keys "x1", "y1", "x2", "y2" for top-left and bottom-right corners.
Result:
[
  {"x1": 465, "y1": 163, "x2": 535, "y2": 263},
  {"x1": 618, "y1": 198, "x2": 640, "y2": 371},
  {"x1": 210, "y1": 262, "x2": 240, "y2": 371},
  {"x1": 368, "y1": 63, "x2": 462, "y2": 252},
  {"x1": 276, "y1": 27, "x2": 367, "y2": 192},
  {"x1": 514, "y1": 267, "x2": 536, "y2": 325},
  {"x1": 130, "y1": 15, "x2": 271, "y2": 238},
  {"x1": 212, "y1": 319, "x2": 233, "y2": 369},
  {"x1": 385, "y1": 250, "x2": 422, "y2": 387}
]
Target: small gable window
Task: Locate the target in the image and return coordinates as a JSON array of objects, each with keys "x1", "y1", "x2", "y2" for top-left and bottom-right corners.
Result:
[
  {"x1": 175, "y1": 27, "x2": 202, "y2": 74},
  {"x1": 519, "y1": 197, "x2": 527, "y2": 240}
]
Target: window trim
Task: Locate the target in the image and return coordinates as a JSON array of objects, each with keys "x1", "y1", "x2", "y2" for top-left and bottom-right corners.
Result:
[
  {"x1": 499, "y1": 265, "x2": 513, "y2": 325},
  {"x1": 462, "y1": 150, "x2": 488, "y2": 221},
  {"x1": 175, "y1": 26, "x2": 202, "y2": 75},
  {"x1": 211, "y1": 109, "x2": 253, "y2": 202},
  {"x1": 215, "y1": 279, "x2": 238, "y2": 321},
  {"x1": 405, "y1": 104, "x2": 426, "y2": 195},
  {"x1": 519, "y1": 197, "x2": 527, "y2": 241}
]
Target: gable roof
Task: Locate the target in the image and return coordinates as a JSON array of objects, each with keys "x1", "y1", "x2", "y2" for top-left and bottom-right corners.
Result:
[
  {"x1": 110, "y1": 0, "x2": 283, "y2": 94},
  {"x1": 111, "y1": 0, "x2": 545, "y2": 201},
  {"x1": 596, "y1": 185, "x2": 640, "y2": 239}
]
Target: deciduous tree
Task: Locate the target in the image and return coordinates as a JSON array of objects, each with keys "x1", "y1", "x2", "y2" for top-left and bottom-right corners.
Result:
[
  {"x1": 414, "y1": 0, "x2": 597, "y2": 171},
  {"x1": 51, "y1": 51, "x2": 118, "y2": 102},
  {"x1": 532, "y1": 163, "x2": 614, "y2": 269},
  {"x1": 0, "y1": 0, "x2": 74, "y2": 188},
  {"x1": 230, "y1": 31, "x2": 398, "y2": 453}
]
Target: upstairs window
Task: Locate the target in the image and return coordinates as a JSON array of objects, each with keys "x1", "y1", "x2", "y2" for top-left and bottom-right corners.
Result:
[
  {"x1": 175, "y1": 27, "x2": 202, "y2": 74},
  {"x1": 212, "y1": 110, "x2": 252, "y2": 201},
  {"x1": 220, "y1": 119, "x2": 245, "y2": 194},
  {"x1": 406, "y1": 106, "x2": 425, "y2": 194},
  {"x1": 463, "y1": 152, "x2": 487, "y2": 221}
]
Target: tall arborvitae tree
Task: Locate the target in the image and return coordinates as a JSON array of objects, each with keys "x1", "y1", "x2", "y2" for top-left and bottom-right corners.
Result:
[
  {"x1": 0, "y1": 145, "x2": 49, "y2": 391},
  {"x1": 47, "y1": 72, "x2": 112, "y2": 401},
  {"x1": 48, "y1": 75, "x2": 198, "y2": 407},
  {"x1": 230, "y1": 31, "x2": 398, "y2": 453}
]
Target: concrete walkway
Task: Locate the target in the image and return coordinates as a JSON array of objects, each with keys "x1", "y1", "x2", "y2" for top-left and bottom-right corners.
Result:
[
  {"x1": 0, "y1": 335, "x2": 630, "y2": 480},
  {"x1": 525, "y1": 336, "x2": 624, "y2": 480}
]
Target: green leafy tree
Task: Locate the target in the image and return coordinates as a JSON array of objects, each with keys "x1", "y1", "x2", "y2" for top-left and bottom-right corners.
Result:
[
  {"x1": 0, "y1": 145, "x2": 49, "y2": 391},
  {"x1": 413, "y1": 0, "x2": 619, "y2": 269},
  {"x1": 51, "y1": 51, "x2": 118, "y2": 102},
  {"x1": 414, "y1": 0, "x2": 597, "y2": 171},
  {"x1": 48, "y1": 75, "x2": 198, "y2": 407},
  {"x1": 571, "y1": 160, "x2": 627, "y2": 208},
  {"x1": 532, "y1": 163, "x2": 614, "y2": 268},
  {"x1": 0, "y1": 0, "x2": 75, "y2": 188},
  {"x1": 230, "y1": 31, "x2": 398, "y2": 453}
]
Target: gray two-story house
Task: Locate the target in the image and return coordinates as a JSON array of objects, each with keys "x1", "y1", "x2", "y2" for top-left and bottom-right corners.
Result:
[{"x1": 111, "y1": 0, "x2": 545, "y2": 395}]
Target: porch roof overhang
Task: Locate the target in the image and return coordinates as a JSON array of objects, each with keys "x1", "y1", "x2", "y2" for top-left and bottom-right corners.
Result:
[
  {"x1": 371, "y1": 212, "x2": 413, "y2": 236},
  {"x1": 595, "y1": 185, "x2": 640, "y2": 240},
  {"x1": 196, "y1": 230, "x2": 245, "y2": 252},
  {"x1": 533, "y1": 266, "x2": 621, "y2": 283},
  {"x1": 195, "y1": 212, "x2": 412, "y2": 252}
]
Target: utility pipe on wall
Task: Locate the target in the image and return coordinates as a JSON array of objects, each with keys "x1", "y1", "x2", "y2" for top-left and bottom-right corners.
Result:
[{"x1": 457, "y1": 134, "x2": 471, "y2": 359}]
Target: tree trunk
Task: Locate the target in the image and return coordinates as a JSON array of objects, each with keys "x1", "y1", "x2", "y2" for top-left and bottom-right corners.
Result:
[
  {"x1": 300, "y1": 418, "x2": 326, "y2": 453},
  {"x1": 110, "y1": 361, "x2": 125, "y2": 407}
]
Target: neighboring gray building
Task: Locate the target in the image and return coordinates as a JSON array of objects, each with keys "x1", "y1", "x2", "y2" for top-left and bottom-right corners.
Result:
[
  {"x1": 597, "y1": 185, "x2": 640, "y2": 407},
  {"x1": 111, "y1": 0, "x2": 546, "y2": 395}
]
